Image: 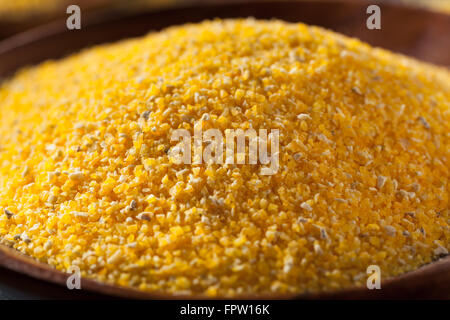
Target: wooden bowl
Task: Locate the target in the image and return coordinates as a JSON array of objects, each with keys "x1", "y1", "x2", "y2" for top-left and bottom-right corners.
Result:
[{"x1": 0, "y1": 0, "x2": 449, "y2": 299}]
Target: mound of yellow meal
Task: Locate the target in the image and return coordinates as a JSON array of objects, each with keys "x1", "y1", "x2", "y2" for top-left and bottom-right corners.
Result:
[{"x1": 0, "y1": 19, "x2": 449, "y2": 296}]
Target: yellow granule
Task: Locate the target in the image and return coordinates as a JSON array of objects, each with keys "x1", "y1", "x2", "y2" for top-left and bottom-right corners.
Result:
[{"x1": 0, "y1": 19, "x2": 449, "y2": 297}]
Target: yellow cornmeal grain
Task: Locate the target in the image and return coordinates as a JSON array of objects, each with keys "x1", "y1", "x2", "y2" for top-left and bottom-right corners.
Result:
[{"x1": 0, "y1": 19, "x2": 449, "y2": 297}]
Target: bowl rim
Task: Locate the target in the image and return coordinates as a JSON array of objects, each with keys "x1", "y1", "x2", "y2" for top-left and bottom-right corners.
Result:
[{"x1": 1, "y1": 243, "x2": 449, "y2": 299}]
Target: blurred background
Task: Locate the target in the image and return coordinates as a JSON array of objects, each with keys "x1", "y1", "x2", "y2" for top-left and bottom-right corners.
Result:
[{"x1": 0, "y1": 0, "x2": 449, "y2": 40}]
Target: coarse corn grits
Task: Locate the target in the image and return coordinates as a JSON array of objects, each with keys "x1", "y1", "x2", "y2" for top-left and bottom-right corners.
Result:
[{"x1": 0, "y1": 19, "x2": 449, "y2": 297}]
